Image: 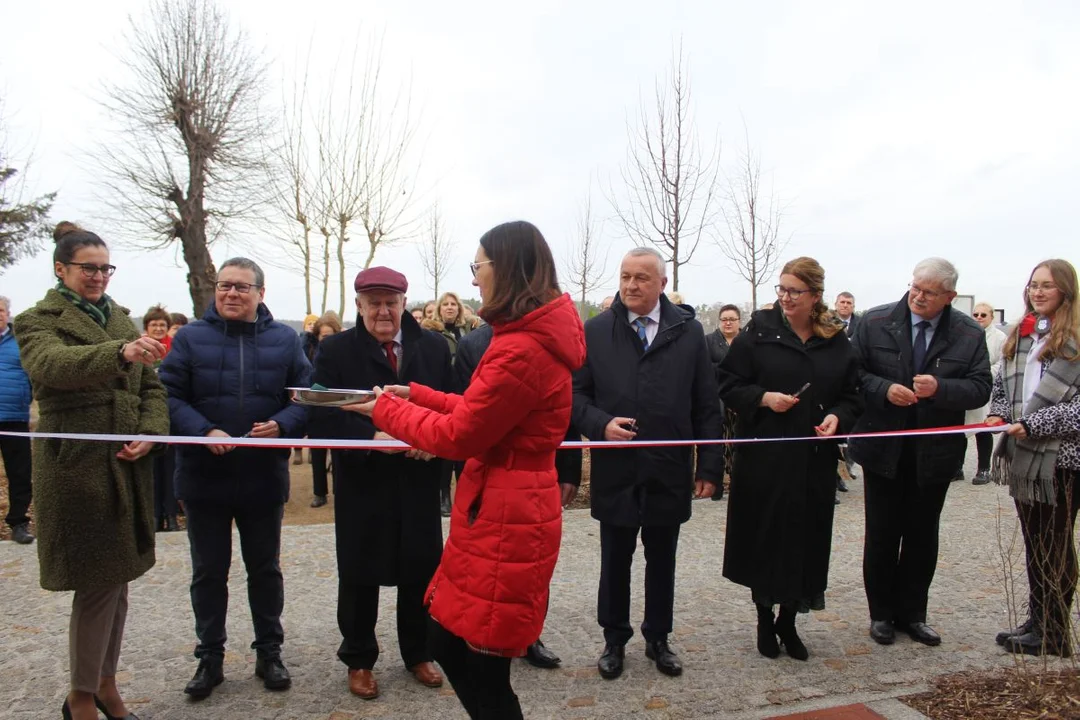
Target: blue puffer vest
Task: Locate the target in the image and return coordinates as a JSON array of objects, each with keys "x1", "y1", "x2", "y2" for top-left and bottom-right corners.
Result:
[{"x1": 0, "y1": 327, "x2": 32, "y2": 423}]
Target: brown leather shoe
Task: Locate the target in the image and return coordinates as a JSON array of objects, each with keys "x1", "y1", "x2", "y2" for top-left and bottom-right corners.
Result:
[
  {"x1": 347, "y1": 669, "x2": 379, "y2": 699},
  {"x1": 409, "y1": 662, "x2": 444, "y2": 688}
]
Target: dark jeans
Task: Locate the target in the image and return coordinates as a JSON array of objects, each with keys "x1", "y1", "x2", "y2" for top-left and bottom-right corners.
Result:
[
  {"x1": 336, "y1": 582, "x2": 430, "y2": 670},
  {"x1": 598, "y1": 522, "x2": 680, "y2": 645},
  {"x1": 428, "y1": 617, "x2": 522, "y2": 720},
  {"x1": 0, "y1": 421, "x2": 32, "y2": 528},
  {"x1": 975, "y1": 432, "x2": 993, "y2": 472},
  {"x1": 312, "y1": 448, "x2": 330, "y2": 497},
  {"x1": 152, "y1": 447, "x2": 178, "y2": 523},
  {"x1": 184, "y1": 499, "x2": 285, "y2": 660},
  {"x1": 1018, "y1": 470, "x2": 1080, "y2": 639},
  {"x1": 863, "y1": 443, "x2": 950, "y2": 624}
]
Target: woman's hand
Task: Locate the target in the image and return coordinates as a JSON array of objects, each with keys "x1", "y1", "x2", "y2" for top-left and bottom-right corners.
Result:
[
  {"x1": 1005, "y1": 422, "x2": 1028, "y2": 440},
  {"x1": 814, "y1": 414, "x2": 840, "y2": 437},
  {"x1": 985, "y1": 416, "x2": 1006, "y2": 427},
  {"x1": 381, "y1": 384, "x2": 411, "y2": 400},
  {"x1": 117, "y1": 440, "x2": 155, "y2": 462},
  {"x1": 343, "y1": 386, "x2": 385, "y2": 416},
  {"x1": 122, "y1": 337, "x2": 167, "y2": 367},
  {"x1": 373, "y1": 430, "x2": 406, "y2": 454},
  {"x1": 761, "y1": 392, "x2": 798, "y2": 413}
]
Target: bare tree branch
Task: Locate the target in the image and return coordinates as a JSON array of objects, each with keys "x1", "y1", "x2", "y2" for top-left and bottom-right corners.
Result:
[
  {"x1": 93, "y1": 0, "x2": 269, "y2": 317},
  {"x1": 606, "y1": 39, "x2": 721, "y2": 290},
  {"x1": 562, "y1": 190, "x2": 609, "y2": 315},
  {"x1": 0, "y1": 99, "x2": 55, "y2": 270},
  {"x1": 417, "y1": 202, "x2": 455, "y2": 300},
  {"x1": 715, "y1": 128, "x2": 790, "y2": 307}
]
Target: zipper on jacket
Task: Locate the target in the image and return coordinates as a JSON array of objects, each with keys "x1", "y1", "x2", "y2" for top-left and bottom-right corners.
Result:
[{"x1": 238, "y1": 335, "x2": 245, "y2": 414}]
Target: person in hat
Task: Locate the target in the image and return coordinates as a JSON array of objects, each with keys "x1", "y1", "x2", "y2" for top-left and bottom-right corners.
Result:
[{"x1": 307, "y1": 266, "x2": 453, "y2": 701}]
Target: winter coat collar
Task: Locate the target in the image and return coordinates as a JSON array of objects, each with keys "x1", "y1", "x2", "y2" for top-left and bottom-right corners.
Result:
[
  {"x1": 33, "y1": 288, "x2": 133, "y2": 345},
  {"x1": 610, "y1": 293, "x2": 693, "y2": 355}
]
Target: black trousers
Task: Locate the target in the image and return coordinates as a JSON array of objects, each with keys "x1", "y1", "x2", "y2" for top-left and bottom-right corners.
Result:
[
  {"x1": 152, "y1": 447, "x2": 178, "y2": 523},
  {"x1": 1018, "y1": 470, "x2": 1080, "y2": 639},
  {"x1": 184, "y1": 499, "x2": 285, "y2": 660},
  {"x1": 337, "y1": 582, "x2": 430, "y2": 670},
  {"x1": 0, "y1": 421, "x2": 32, "y2": 528},
  {"x1": 598, "y1": 522, "x2": 680, "y2": 645},
  {"x1": 975, "y1": 432, "x2": 993, "y2": 472},
  {"x1": 428, "y1": 617, "x2": 522, "y2": 720},
  {"x1": 311, "y1": 448, "x2": 330, "y2": 497},
  {"x1": 863, "y1": 443, "x2": 950, "y2": 624}
]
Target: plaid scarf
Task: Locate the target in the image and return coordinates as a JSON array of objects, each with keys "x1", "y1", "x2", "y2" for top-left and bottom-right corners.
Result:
[
  {"x1": 55, "y1": 281, "x2": 112, "y2": 328},
  {"x1": 992, "y1": 334, "x2": 1080, "y2": 505}
]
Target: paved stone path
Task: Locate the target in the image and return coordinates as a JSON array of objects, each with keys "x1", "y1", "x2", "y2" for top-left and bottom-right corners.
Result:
[{"x1": 0, "y1": 444, "x2": 1070, "y2": 719}]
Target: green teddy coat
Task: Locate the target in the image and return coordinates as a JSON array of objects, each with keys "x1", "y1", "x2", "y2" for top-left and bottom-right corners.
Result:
[{"x1": 15, "y1": 289, "x2": 170, "y2": 592}]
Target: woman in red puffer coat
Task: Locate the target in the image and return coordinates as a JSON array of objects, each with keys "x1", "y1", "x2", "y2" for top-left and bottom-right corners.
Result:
[{"x1": 352, "y1": 220, "x2": 586, "y2": 719}]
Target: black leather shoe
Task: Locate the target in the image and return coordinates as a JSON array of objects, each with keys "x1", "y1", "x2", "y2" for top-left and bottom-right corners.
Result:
[
  {"x1": 11, "y1": 523, "x2": 34, "y2": 545},
  {"x1": 645, "y1": 640, "x2": 683, "y2": 677},
  {"x1": 995, "y1": 617, "x2": 1034, "y2": 646},
  {"x1": 870, "y1": 620, "x2": 895, "y2": 645},
  {"x1": 255, "y1": 656, "x2": 292, "y2": 690},
  {"x1": 94, "y1": 695, "x2": 140, "y2": 720},
  {"x1": 1003, "y1": 630, "x2": 1073, "y2": 658},
  {"x1": 165, "y1": 515, "x2": 180, "y2": 532},
  {"x1": 972, "y1": 470, "x2": 991, "y2": 485},
  {"x1": 524, "y1": 639, "x2": 561, "y2": 668},
  {"x1": 597, "y1": 644, "x2": 625, "y2": 680},
  {"x1": 310, "y1": 495, "x2": 327, "y2": 508},
  {"x1": 775, "y1": 607, "x2": 809, "y2": 661},
  {"x1": 440, "y1": 491, "x2": 452, "y2": 518},
  {"x1": 836, "y1": 476, "x2": 849, "y2": 492},
  {"x1": 899, "y1": 621, "x2": 941, "y2": 646},
  {"x1": 184, "y1": 658, "x2": 224, "y2": 700},
  {"x1": 756, "y1": 604, "x2": 779, "y2": 659}
]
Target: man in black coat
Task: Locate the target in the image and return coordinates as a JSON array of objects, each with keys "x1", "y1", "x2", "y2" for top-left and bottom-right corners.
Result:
[
  {"x1": 454, "y1": 321, "x2": 581, "y2": 670},
  {"x1": 573, "y1": 248, "x2": 724, "y2": 680},
  {"x1": 834, "y1": 291, "x2": 860, "y2": 489},
  {"x1": 307, "y1": 267, "x2": 453, "y2": 701},
  {"x1": 848, "y1": 258, "x2": 991, "y2": 648}
]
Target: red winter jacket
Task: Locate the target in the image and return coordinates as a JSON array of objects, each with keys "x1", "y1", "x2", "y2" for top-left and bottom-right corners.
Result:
[{"x1": 373, "y1": 293, "x2": 586, "y2": 652}]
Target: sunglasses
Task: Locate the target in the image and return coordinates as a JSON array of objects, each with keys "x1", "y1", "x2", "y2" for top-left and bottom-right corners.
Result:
[{"x1": 972, "y1": 312, "x2": 990, "y2": 319}]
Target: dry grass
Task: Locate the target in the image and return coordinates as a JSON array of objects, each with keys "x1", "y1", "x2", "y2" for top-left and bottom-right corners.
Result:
[{"x1": 902, "y1": 667, "x2": 1080, "y2": 719}]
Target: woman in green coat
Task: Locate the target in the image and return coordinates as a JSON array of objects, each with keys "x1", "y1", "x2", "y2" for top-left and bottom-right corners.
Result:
[{"x1": 15, "y1": 222, "x2": 170, "y2": 720}]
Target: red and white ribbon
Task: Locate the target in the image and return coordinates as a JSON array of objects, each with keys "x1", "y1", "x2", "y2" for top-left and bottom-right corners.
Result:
[{"x1": 0, "y1": 423, "x2": 1005, "y2": 451}]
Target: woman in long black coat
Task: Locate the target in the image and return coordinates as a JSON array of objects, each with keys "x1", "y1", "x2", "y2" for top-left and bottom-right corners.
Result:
[{"x1": 718, "y1": 257, "x2": 862, "y2": 661}]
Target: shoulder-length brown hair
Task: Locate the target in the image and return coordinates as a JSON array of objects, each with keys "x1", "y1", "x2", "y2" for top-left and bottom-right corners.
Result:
[
  {"x1": 1003, "y1": 259, "x2": 1080, "y2": 362},
  {"x1": 437, "y1": 291, "x2": 466, "y2": 328},
  {"x1": 477, "y1": 221, "x2": 561, "y2": 325},
  {"x1": 780, "y1": 256, "x2": 842, "y2": 339}
]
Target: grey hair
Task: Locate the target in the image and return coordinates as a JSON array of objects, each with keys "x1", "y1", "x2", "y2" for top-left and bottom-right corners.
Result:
[
  {"x1": 0, "y1": 296, "x2": 9, "y2": 311},
  {"x1": 912, "y1": 257, "x2": 958, "y2": 292},
  {"x1": 625, "y1": 247, "x2": 667, "y2": 278},
  {"x1": 973, "y1": 301, "x2": 995, "y2": 314},
  {"x1": 836, "y1": 291, "x2": 855, "y2": 301},
  {"x1": 219, "y1": 257, "x2": 265, "y2": 287}
]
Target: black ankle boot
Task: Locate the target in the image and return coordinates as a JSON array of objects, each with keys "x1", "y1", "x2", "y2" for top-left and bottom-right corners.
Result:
[
  {"x1": 756, "y1": 603, "x2": 780, "y2": 659},
  {"x1": 775, "y1": 606, "x2": 809, "y2": 660}
]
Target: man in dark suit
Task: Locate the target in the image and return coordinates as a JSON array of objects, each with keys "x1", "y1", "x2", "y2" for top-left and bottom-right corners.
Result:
[
  {"x1": 308, "y1": 267, "x2": 453, "y2": 701},
  {"x1": 454, "y1": 322, "x2": 581, "y2": 669},
  {"x1": 848, "y1": 259, "x2": 991, "y2": 647},
  {"x1": 834, "y1": 291, "x2": 859, "y2": 488},
  {"x1": 573, "y1": 247, "x2": 723, "y2": 680}
]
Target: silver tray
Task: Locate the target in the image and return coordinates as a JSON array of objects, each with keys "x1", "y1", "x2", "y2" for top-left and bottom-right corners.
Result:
[{"x1": 288, "y1": 388, "x2": 377, "y2": 407}]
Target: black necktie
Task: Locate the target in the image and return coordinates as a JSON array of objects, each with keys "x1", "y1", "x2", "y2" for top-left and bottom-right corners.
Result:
[{"x1": 912, "y1": 320, "x2": 930, "y2": 373}]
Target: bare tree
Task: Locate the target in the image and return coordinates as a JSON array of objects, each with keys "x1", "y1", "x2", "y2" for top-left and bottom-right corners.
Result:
[
  {"x1": 715, "y1": 132, "x2": 789, "y2": 307},
  {"x1": 96, "y1": 0, "x2": 268, "y2": 318},
  {"x1": 417, "y1": 202, "x2": 454, "y2": 300},
  {"x1": 607, "y1": 41, "x2": 721, "y2": 290},
  {"x1": 0, "y1": 101, "x2": 55, "y2": 270},
  {"x1": 562, "y1": 191, "x2": 609, "y2": 315}
]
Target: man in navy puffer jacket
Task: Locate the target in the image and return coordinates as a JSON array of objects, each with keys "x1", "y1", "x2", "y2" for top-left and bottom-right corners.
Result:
[
  {"x1": 159, "y1": 258, "x2": 310, "y2": 699},
  {"x1": 0, "y1": 296, "x2": 34, "y2": 545}
]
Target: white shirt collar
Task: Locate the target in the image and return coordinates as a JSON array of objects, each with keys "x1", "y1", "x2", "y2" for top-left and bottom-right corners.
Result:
[{"x1": 628, "y1": 302, "x2": 662, "y2": 327}]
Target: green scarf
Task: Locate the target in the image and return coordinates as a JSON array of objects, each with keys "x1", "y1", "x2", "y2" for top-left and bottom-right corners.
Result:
[
  {"x1": 55, "y1": 281, "x2": 113, "y2": 328},
  {"x1": 991, "y1": 335, "x2": 1080, "y2": 505}
]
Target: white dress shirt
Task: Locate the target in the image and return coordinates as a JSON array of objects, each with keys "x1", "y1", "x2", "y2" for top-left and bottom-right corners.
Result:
[{"x1": 628, "y1": 303, "x2": 662, "y2": 347}]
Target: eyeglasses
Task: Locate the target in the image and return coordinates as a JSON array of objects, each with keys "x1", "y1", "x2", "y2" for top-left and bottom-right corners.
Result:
[
  {"x1": 64, "y1": 262, "x2": 116, "y2": 278},
  {"x1": 908, "y1": 284, "x2": 943, "y2": 300},
  {"x1": 1027, "y1": 283, "x2": 1059, "y2": 293},
  {"x1": 215, "y1": 282, "x2": 262, "y2": 294},
  {"x1": 720, "y1": 317, "x2": 740, "y2": 322},
  {"x1": 469, "y1": 260, "x2": 494, "y2": 277},
  {"x1": 775, "y1": 285, "x2": 810, "y2": 299},
  {"x1": 972, "y1": 312, "x2": 990, "y2": 319}
]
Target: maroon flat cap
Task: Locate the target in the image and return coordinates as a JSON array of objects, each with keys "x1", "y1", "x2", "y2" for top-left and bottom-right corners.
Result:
[{"x1": 354, "y1": 266, "x2": 408, "y2": 294}]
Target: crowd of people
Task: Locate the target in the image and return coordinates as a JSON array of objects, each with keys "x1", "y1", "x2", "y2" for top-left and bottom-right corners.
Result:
[{"x1": 1, "y1": 218, "x2": 1078, "y2": 720}]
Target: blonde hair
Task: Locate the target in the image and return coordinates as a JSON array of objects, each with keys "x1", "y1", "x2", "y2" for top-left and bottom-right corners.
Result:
[
  {"x1": 437, "y1": 292, "x2": 465, "y2": 328},
  {"x1": 780, "y1": 256, "x2": 842, "y2": 339}
]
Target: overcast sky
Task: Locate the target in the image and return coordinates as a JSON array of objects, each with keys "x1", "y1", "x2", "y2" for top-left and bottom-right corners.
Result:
[{"x1": 2, "y1": 0, "x2": 1077, "y2": 322}]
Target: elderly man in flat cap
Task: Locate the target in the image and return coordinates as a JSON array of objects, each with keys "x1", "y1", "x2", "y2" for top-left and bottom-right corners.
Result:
[{"x1": 308, "y1": 266, "x2": 454, "y2": 700}]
